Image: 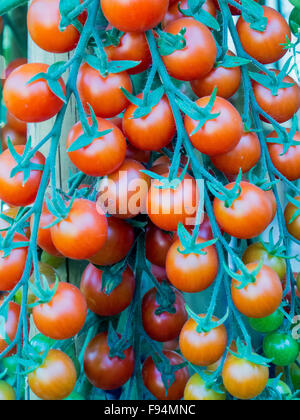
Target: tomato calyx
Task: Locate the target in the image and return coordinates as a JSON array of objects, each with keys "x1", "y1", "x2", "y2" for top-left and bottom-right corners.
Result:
[
  {"x1": 229, "y1": 337, "x2": 271, "y2": 367},
  {"x1": 226, "y1": 257, "x2": 264, "y2": 290},
  {"x1": 266, "y1": 117, "x2": 300, "y2": 155},
  {"x1": 107, "y1": 323, "x2": 132, "y2": 360},
  {"x1": 142, "y1": 158, "x2": 189, "y2": 190},
  {"x1": 28, "y1": 274, "x2": 59, "y2": 308},
  {"x1": 121, "y1": 86, "x2": 165, "y2": 119},
  {"x1": 93, "y1": 259, "x2": 129, "y2": 296},
  {"x1": 59, "y1": 0, "x2": 86, "y2": 31},
  {"x1": 0, "y1": 207, "x2": 30, "y2": 237},
  {"x1": 177, "y1": 0, "x2": 220, "y2": 31},
  {"x1": 176, "y1": 222, "x2": 217, "y2": 255},
  {"x1": 237, "y1": 0, "x2": 267, "y2": 32},
  {"x1": 186, "y1": 306, "x2": 229, "y2": 334},
  {"x1": 257, "y1": 229, "x2": 290, "y2": 261},
  {"x1": 101, "y1": 27, "x2": 124, "y2": 47},
  {"x1": 207, "y1": 169, "x2": 243, "y2": 208},
  {"x1": 154, "y1": 281, "x2": 177, "y2": 316},
  {"x1": 248, "y1": 166, "x2": 279, "y2": 191},
  {"x1": 285, "y1": 194, "x2": 300, "y2": 225},
  {"x1": 152, "y1": 351, "x2": 187, "y2": 393},
  {"x1": 157, "y1": 28, "x2": 187, "y2": 56}
]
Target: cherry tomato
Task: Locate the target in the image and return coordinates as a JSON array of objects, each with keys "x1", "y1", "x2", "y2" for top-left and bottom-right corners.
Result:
[
  {"x1": 179, "y1": 315, "x2": 227, "y2": 366},
  {"x1": 40, "y1": 251, "x2": 65, "y2": 268},
  {"x1": 145, "y1": 224, "x2": 173, "y2": 267},
  {"x1": 32, "y1": 282, "x2": 87, "y2": 340},
  {"x1": 1, "y1": 58, "x2": 27, "y2": 87},
  {"x1": 184, "y1": 373, "x2": 226, "y2": 401},
  {"x1": 142, "y1": 287, "x2": 187, "y2": 342},
  {"x1": 236, "y1": 6, "x2": 291, "y2": 64},
  {"x1": 185, "y1": 96, "x2": 243, "y2": 156},
  {"x1": 222, "y1": 354, "x2": 269, "y2": 400},
  {"x1": 101, "y1": 0, "x2": 169, "y2": 32},
  {"x1": 84, "y1": 332, "x2": 135, "y2": 390},
  {"x1": 231, "y1": 263, "x2": 283, "y2": 319},
  {"x1": 0, "y1": 381, "x2": 16, "y2": 401},
  {"x1": 162, "y1": 0, "x2": 216, "y2": 28},
  {"x1": 162, "y1": 17, "x2": 217, "y2": 81},
  {"x1": 1, "y1": 125, "x2": 26, "y2": 151},
  {"x1": 126, "y1": 144, "x2": 151, "y2": 164},
  {"x1": 77, "y1": 62, "x2": 132, "y2": 118},
  {"x1": 80, "y1": 264, "x2": 135, "y2": 316},
  {"x1": 6, "y1": 110, "x2": 27, "y2": 136},
  {"x1": 0, "y1": 301, "x2": 21, "y2": 356},
  {"x1": 263, "y1": 333, "x2": 299, "y2": 367},
  {"x1": 50, "y1": 198, "x2": 108, "y2": 260},
  {"x1": 142, "y1": 351, "x2": 189, "y2": 400},
  {"x1": 284, "y1": 196, "x2": 300, "y2": 241},
  {"x1": 151, "y1": 263, "x2": 168, "y2": 283},
  {"x1": 28, "y1": 349, "x2": 77, "y2": 400},
  {"x1": 123, "y1": 94, "x2": 176, "y2": 151},
  {"x1": 248, "y1": 309, "x2": 284, "y2": 334},
  {"x1": 213, "y1": 0, "x2": 258, "y2": 15},
  {"x1": 3, "y1": 63, "x2": 66, "y2": 123}
]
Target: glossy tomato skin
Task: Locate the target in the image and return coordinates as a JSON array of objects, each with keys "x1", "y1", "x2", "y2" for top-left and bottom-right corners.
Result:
[
  {"x1": 80, "y1": 264, "x2": 135, "y2": 316},
  {"x1": 32, "y1": 282, "x2": 87, "y2": 340},
  {"x1": 142, "y1": 351, "x2": 189, "y2": 400},
  {"x1": 211, "y1": 131, "x2": 261, "y2": 175},
  {"x1": 67, "y1": 118, "x2": 126, "y2": 177},
  {"x1": 162, "y1": 18, "x2": 217, "y2": 81},
  {"x1": 89, "y1": 217, "x2": 134, "y2": 266},
  {"x1": 231, "y1": 263, "x2": 283, "y2": 319},
  {"x1": 163, "y1": 0, "x2": 216, "y2": 28},
  {"x1": 0, "y1": 381, "x2": 16, "y2": 400},
  {"x1": 179, "y1": 316, "x2": 227, "y2": 366},
  {"x1": 0, "y1": 301, "x2": 21, "y2": 356},
  {"x1": 185, "y1": 96, "x2": 243, "y2": 156},
  {"x1": 28, "y1": 349, "x2": 77, "y2": 400},
  {"x1": 142, "y1": 287, "x2": 187, "y2": 342},
  {"x1": 123, "y1": 94, "x2": 176, "y2": 151},
  {"x1": 248, "y1": 309, "x2": 284, "y2": 334},
  {"x1": 284, "y1": 196, "x2": 300, "y2": 241},
  {"x1": 0, "y1": 145, "x2": 45, "y2": 207},
  {"x1": 213, "y1": 182, "x2": 273, "y2": 239},
  {"x1": 6, "y1": 110, "x2": 27, "y2": 136},
  {"x1": 222, "y1": 354, "x2": 269, "y2": 400},
  {"x1": 3, "y1": 63, "x2": 66, "y2": 123},
  {"x1": 263, "y1": 333, "x2": 299, "y2": 367},
  {"x1": 267, "y1": 130, "x2": 300, "y2": 181},
  {"x1": 77, "y1": 62, "x2": 132, "y2": 119},
  {"x1": 1, "y1": 125, "x2": 26, "y2": 151},
  {"x1": 191, "y1": 51, "x2": 241, "y2": 100},
  {"x1": 84, "y1": 332, "x2": 135, "y2": 390},
  {"x1": 145, "y1": 224, "x2": 173, "y2": 267},
  {"x1": 236, "y1": 6, "x2": 291, "y2": 64},
  {"x1": 253, "y1": 70, "x2": 300, "y2": 124},
  {"x1": 27, "y1": 0, "x2": 80, "y2": 53},
  {"x1": 184, "y1": 373, "x2": 226, "y2": 400},
  {"x1": 166, "y1": 238, "x2": 219, "y2": 293},
  {"x1": 1, "y1": 58, "x2": 27, "y2": 87},
  {"x1": 101, "y1": 0, "x2": 169, "y2": 32},
  {"x1": 51, "y1": 199, "x2": 108, "y2": 260}
]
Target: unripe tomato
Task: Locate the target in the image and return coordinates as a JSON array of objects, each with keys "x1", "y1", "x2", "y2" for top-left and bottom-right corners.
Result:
[
  {"x1": 284, "y1": 196, "x2": 300, "y2": 241},
  {"x1": 184, "y1": 373, "x2": 226, "y2": 400},
  {"x1": 40, "y1": 251, "x2": 65, "y2": 268},
  {"x1": 263, "y1": 333, "x2": 299, "y2": 367},
  {"x1": 163, "y1": 0, "x2": 216, "y2": 28},
  {"x1": 1, "y1": 125, "x2": 26, "y2": 151},
  {"x1": 248, "y1": 309, "x2": 284, "y2": 334},
  {"x1": 0, "y1": 381, "x2": 16, "y2": 400},
  {"x1": 145, "y1": 224, "x2": 173, "y2": 268},
  {"x1": 0, "y1": 301, "x2": 21, "y2": 356}
]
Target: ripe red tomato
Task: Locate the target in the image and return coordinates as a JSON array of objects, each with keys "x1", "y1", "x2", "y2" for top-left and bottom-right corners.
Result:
[
  {"x1": 145, "y1": 224, "x2": 173, "y2": 267},
  {"x1": 101, "y1": 0, "x2": 169, "y2": 32},
  {"x1": 210, "y1": 131, "x2": 261, "y2": 175},
  {"x1": 222, "y1": 354, "x2": 269, "y2": 400},
  {"x1": 162, "y1": 0, "x2": 217, "y2": 28},
  {"x1": 126, "y1": 144, "x2": 151, "y2": 164},
  {"x1": 50, "y1": 199, "x2": 108, "y2": 260},
  {"x1": 3, "y1": 63, "x2": 66, "y2": 123},
  {"x1": 0, "y1": 381, "x2": 16, "y2": 401},
  {"x1": 213, "y1": 182, "x2": 273, "y2": 239},
  {"x1": 151, "y1": 263, "x2": 168, "y2": 283},
  {"x1": 191, "y1": 51, "x2": 241, "y2": 100},
  {"x1": 28, "y1": 349, "x2": 77, "y2": 400},
  {"x1": 32, "y1": 282, "x2": 87, "y2": 340},
  {"x1": 80, "y1": 264, "x2": 135, "y2": 316},
  {"x1": 170, "y1": 213, "x2": 214, "y2": 241},
  {"x1": 236, "y1": 6, "x2": 291, "y2": 64},
  {"x1": 253, "y1": 70, "x2": 300, "y2": 124},
  {"x1": 184, "y1": 373, "x2": 226, "y2": 400},
  {"x1": 1, "y1": 58, "x2": 27, "y2": 87},
  {"x1": 142, "y1": 351, "x2": 189, "y2": 400},
  {"x1": 27, "y1": 0, "x2": 80, "y2": 53},
  {"x1": 0, "y1": 301, "x2": 21, "y2": 356},
  {"x1": 1, "y1": 125, "x2": 26, "y2": 151},
  {"x1": 166, "y1": 238, "x2": 219, "y2": 293},
  {"x1": 84, "y1": 332, "x2": 135, "y2": 390},
  {"x1": 6, "y1": 110, "x2": 27, "y2": 136},
  {"x1": 77, "y1": 62, "x2": 132, "y2": 119},
  {"x1": 185, "y1": 96, "x2": 243, "y2": 156},
  {"x1": 213, "y1": 0, "x2": 258, "y2": 15},
  {"x1": 231, "y1": 263, "x2": 283, "y2": 318},
  {"x1": 0, "y1": 145, "x2": 45, "y2": 207},
  {"x1": 162, "y1": 17, "x2": 217, "y2": 81},
  {"x1": 267, "y1": 130, "x2": 300, "y2": 181},
  {"x1": 142, "y1": 287, "x2": 187, "y2": 342},
  {"x1": 284, "y1": 196, "x2": 300, "y2": 241},
  {"x1": 179, "y1": 315, "x2": 228, "y2": 366},
  {"x1": 123, "y1": 94, "x2": 176, "y2": 151},
  {"x1": 67, "y1": 118, "x2": 126, "y2": 177}
]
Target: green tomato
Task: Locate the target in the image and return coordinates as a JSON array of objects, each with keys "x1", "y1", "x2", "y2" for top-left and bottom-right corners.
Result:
[
  {"x1": 289, "y1": 0, "x2": 300, "y2": 9},
  {"x1": 275, "y1": 380, "x2": 292, "y2": 398},
  {"x1": 64, "y1": 391, "x2": 85, "y2": 401},
  {"x1": 263, "y1": 333, "x2": 299, "y2": 367},
  {"x1": 30, "y1": 333, "x2": 56, "y2": 354},
  {"x1": 2, "y1": 357, "x2": 18, "y2": 376},
  {"x1": 249, "y1": 310, "x2": 284, "y2": 334},
  {"x1": 289, "y1": 7, "x2": 300, "y2": 35},
  {"x1": 0, "y1": 381, "x2": 16, "y2": 400},
  {"x1": 41, "y1": 251, "x2": 65, "y2": 268}
]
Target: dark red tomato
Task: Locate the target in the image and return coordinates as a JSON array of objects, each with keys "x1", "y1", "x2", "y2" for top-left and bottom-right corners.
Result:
[
  {"x1": 80, "y1": 264, "x2": 135, "y2": 316},
  {"x1": 213, "y1": 182, "x2": 273, "y2": 239},
  {"x1": 28, "y1": 349, "x2": 77, "y2": 400},
  {"x1": 77, "y1": 62, "x2": 132, "y2": 119},
  {"x1": 267, "y1": 130, "x2": 300, "y2": 181},
  {"x1": 236, "y1": 6, "x2": 291, "y2": 64},
  {"x1": 0, "y1": 145, "x2": 45, "y2": 207},
  {"x1": 50, "y1": 199, "x2": 108, "y2": 260},
  {"x1": 185, "y1": 96, "x2": 243, "y2": 156},
  {"x1": 3, "y1": 63, "x2": 66, "y2": 123},
  {"x1": 162, "y1": 17, "x2": 217, "y2": 81},
  {"x1": 6, "y1": 110, "x2": 27, "y2": 136},
  {"x1": 123, "y1": 94, "x2": 176, "y2": 151},
  {"x1": 126, "y1": 144, "x2": 151, "y2": 164},
  {"x1": 162, "y1": 0, "x2": 216, "y2": 28},
  {"x1": 213, "y1": 0, "x2": 259, "y2": 15},
  {"x1": 253, "y1": 70, "x2": 300, "y2": 124},
  {"x1": 211, "y1": 131, "x2": 261, "y2": 175},
  {"x1": 97, "y1": 159, "x2": 150, "y2": 219},
  {"x1": 101, "y1": 0, "x2": 169, "y2": 32},
  {"x1": 1, "y1": 125, "x2": 26, "y2": 151},
  {"x1": 89, "y1": 217, "x2": 134, "y2": 266},
  {"x1": 0, "y1": 301, "x2": 21, "y2": 356},
  {"x1": 142, "y1": 287, "x2": 187, "y2": 342},
  {"x1": 27, "y1": 0, "x2": 80, "y2": 53},
  {"x1": 0, "y1": 232, "x2": 28, "y2": 292},
  {"x1": 67, "y1": 117, "x2": 126, "y2": 177},
  {"x1": 151, "y1": 264, "x2": 168, "y2": 283},
  {"x1": 1, "y1": 58, "x2": 27, "y2": 87},
  {"x1": 32, "y1": 282, "x2": 87, "y2": 340},
  {"x1": 145, "y1": 224, "x2": 173, "y2": 267},
  {"x1": 284, "y1": 196, "x2": 300, "y2": 241},
  {"x1": 142, "y1": 350, "x2": 189, "y2": 400},
  {"x1": 0, "y1": 381, "x2": 16, "y2": 401},
  {"x1": 191, "y1": 51, "x2": 241, "y2": 99},
  {"x1": 84, "y1": 332, "x2": 135, "y2": 390},
  {"x1": 105, "y1": 31, "x2": 151, "y2": 75}
]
